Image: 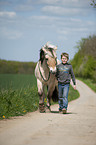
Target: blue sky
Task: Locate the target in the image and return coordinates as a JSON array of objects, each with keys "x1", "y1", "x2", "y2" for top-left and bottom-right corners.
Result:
[{"x1": 0, "y1": 0, "x2": 96, "y2": 62}]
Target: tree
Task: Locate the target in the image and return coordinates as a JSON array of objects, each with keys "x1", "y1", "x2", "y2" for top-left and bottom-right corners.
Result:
[{"x1": 90, "y1": 0, "x2": 96, "y2": 8}]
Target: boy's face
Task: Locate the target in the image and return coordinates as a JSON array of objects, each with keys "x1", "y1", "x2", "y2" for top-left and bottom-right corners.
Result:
[{"x1": 61, "y1": 56, "x2": 68, "y2": 64}]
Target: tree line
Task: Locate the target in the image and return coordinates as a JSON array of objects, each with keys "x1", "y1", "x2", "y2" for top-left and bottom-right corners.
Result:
[
  {"x1": 0, "y1": 59, "x2": 36, "y2": 74},
  {"x1": 71, "y1": 35, "x2": 96, "y2": 82},
  {"x1": 0, "y1": 35, "x2": 96, "y2": 81}
]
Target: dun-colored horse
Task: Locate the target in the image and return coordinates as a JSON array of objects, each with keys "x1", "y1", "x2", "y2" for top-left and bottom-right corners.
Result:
[{"x1": 35, "y1": 42, "x2": 60, "y2": 112}]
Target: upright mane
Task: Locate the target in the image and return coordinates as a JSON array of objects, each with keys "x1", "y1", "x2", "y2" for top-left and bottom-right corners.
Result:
[{"x1": 43, "y1": 42, "x2": 57, "y2": 50}]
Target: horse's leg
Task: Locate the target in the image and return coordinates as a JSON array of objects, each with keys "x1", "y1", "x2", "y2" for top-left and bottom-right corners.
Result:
[
  {"x1": 37, "y1": 79, "x2": 45, "y2": 113},
  {"x1": 46, "y1": 83, "x2": 55, "y2": 112}
]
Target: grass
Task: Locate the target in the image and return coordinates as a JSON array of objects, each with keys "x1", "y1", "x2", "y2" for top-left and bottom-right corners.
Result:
[
  {"x1": 77, "y1": 77, "x2": 96, "y2": 92},
  {"x1": 68, "y1": 85, "x2": 79, "y2": 102},
  {"x1": 0, "y1": 74, "x2": 79, "y2": 119},
  {"x1": 0, "y1": 86, "x2": 39, "y2": 119},
  {"x1": 0, "y1": 74, "x2": 37, "y2": 90}
]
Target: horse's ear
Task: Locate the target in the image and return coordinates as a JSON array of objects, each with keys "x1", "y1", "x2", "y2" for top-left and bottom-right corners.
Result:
[{"x1": 39, "y1": 49, "x2": 45, "y2": 64}]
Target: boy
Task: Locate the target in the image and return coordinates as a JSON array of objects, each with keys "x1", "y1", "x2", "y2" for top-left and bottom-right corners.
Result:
[{"x1": 56, "y1": 52, "x2": 76, "y2": 114}]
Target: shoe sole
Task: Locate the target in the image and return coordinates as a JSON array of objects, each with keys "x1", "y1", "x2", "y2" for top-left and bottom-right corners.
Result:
[{"x1": 62, "y1": 109, "x2": 66, "y2": 114}]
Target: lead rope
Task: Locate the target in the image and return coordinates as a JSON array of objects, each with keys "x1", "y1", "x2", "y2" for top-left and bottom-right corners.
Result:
[{"x1": 38, "y1": 62, "x2": 50, "y2": 82}]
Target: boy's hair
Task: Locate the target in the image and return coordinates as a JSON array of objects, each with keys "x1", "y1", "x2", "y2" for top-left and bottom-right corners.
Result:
[{"x1": 61, "y1": 52, "x2": 69, "y2": 60}]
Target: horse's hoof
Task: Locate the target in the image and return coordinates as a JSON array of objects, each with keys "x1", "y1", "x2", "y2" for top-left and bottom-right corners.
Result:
[
  {"x1": 46, "y1": 105, "x2": 51, "y2": 113},
  {"x1": 39, "y1": 103, "x2": 46, "y2": 113}
]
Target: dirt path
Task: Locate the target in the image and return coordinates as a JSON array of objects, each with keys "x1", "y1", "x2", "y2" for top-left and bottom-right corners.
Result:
[{"x1": 0, "y1": 80, "x2": 96, "y2": 145}]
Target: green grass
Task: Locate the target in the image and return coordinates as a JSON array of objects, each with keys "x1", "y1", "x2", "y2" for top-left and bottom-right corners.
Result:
[
  {"x1": 0, "y1": 74, "x2": 39, "y2": 119},
  {"x1": 77, "y1": 77, "x2": 96, "y2": 92},
  {"x1": 0, "y1": 74, "x2": 37, "y2": 90},
  {"x1": 68, "y1": 85, "x2": 80, "y2": 102},
  {"x1": 0, "y1": 74, "x2": 79, "y2": 119},
  {"x1": 0, "y1": 86, "x2": 39, "y2": 119}
]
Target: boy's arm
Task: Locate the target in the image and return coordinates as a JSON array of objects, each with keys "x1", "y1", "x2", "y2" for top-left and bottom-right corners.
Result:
[{"x1": 70, "y1": 65, "x2": 76, "y2": 89}]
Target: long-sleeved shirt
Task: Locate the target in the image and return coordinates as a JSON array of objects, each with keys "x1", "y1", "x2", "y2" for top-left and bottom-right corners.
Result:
[{"x1": 56, "y1": 62, "x2": 76, "y2": 85}]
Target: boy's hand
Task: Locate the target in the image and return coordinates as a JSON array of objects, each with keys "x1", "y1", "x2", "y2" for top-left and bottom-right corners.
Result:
[{"x1": 73, "y1": 85, "x2": 76, "y2": 90}]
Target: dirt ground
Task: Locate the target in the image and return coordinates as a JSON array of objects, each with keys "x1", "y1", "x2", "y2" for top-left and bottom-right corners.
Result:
[{"x1": 0, "y1": 80, "x2": 96, "y2": 145}]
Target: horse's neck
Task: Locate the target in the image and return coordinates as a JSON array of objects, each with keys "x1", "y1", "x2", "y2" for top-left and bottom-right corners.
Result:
[
  {"x1": 43, "y1": 60, "x2": 49, "y2": 71},
  {"x1": 40, "y1": 60, "x2": 49, "y2": 74}
]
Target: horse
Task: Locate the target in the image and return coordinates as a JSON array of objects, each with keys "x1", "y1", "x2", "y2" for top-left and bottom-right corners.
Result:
[{"x1": 35, "y1": 42, "x2": 60, "y2": 113}]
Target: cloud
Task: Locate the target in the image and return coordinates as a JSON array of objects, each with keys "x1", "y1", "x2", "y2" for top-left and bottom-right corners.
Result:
[
  {"x1": 30, "y1": 15, "x2": 59, "y2": 21},
  {"x1": 0, "y1": 11, "x2": 16, "y2": 18},
  {"x1": 0, "y1": 0, "x2": 11, "y2": 6},
  {"x1": 70, "y1": 18, "x2": 82, "y2": 22},
  {"x1": 28, "y1": 14, "x2": 96, "y2": 35},
  {"x1": 15, "y1": 5, "x2": 34, "y2": 12},
  {"x1": 29, "y1": 15, "x2": 82, "y2": 25},
  {"x1": 1, "y1": 28, "x2": 23, "y2": 39},
  {"x1": 29, "y1": 15, "x2": 60, "y2": 28},
  {"x1": 38, "y1": 0, "x2": 60, "y2": 5},
  {"x1": 42, "y1": 6, "x2": 89, "y2": 16},
  {"x1": 37, "y1": 0, "x2": 90, "y2": 8},
  {"x1": 58, "y1": 28, "x2": 88, "y2": 34}
]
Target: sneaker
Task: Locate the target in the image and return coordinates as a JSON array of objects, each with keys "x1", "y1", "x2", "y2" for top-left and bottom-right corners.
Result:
[
  {"x1": 59, "y1": 108, "x2": 62, "y2": 113},
  {"x1": 62, "y1": 108, "x2": 67, "y2": 114}
]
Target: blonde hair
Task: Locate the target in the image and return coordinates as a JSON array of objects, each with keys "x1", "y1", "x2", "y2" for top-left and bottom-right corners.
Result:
[{"x1": 61, "y1": 52, "x2": 69, "y2": 60}]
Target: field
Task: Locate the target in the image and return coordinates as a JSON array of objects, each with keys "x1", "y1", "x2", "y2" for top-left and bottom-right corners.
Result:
[{"x1": 0, "y1": 74, "x2": 79, "y2": 119}]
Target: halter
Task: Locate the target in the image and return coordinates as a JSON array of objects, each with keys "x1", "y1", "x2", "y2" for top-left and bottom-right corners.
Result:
[
  {"x1": 38, "y1": 62, "x2": 50, "y2": 82},
  {"x1": 45, "y1": 53, "x2": 54, "y2": 58}
]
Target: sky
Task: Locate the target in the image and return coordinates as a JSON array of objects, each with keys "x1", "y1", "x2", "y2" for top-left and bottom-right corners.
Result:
[{"x1": 0, "y1": 0, "x2": 96, "y2": 62}]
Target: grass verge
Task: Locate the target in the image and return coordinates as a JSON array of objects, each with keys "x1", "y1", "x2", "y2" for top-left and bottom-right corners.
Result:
[
  {"x1": 77, "y1": 78, "x2": 96, "y2": 92},
  {"x1": 0, "y1": 86, "x2": 39, "y2": 119}
]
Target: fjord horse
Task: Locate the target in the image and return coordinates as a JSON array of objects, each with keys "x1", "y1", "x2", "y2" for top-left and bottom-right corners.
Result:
[{"x1": 35, "y1": 42, "x2": 60, "y2": 112}]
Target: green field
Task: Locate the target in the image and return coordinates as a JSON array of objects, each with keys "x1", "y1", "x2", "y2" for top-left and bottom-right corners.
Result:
[
  {"x1": 0, "y1": 74, "x2": 37, "y2": 90},
  {"x1": 0, "y1": 74, "x2": 79, "y2": 119}
]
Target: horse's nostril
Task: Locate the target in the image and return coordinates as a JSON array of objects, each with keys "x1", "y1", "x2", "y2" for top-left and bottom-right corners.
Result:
[{"x1": 50, "y1": 70, "x2": 56, "y2": 74}]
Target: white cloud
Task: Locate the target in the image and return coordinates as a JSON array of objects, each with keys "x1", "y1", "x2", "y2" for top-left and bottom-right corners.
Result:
[
  {"x1": 28, "y1": 14, "x2": 96, "y2": 35},
  {"x1": 37, "y1": 0, "x2": 90, "y2": 8},
  {"x1": 30, "y1": 15, "x2": 59, "y2": 21},
  {"x1": 70, "y1": 18, "x2": 82, "y2": 22},
  {"x1": 0, "y1": 11, "x2": 16, "y2": 18},
  {"x1": 30, "y1": 15, "x2": 82, "y2": 25},
  {"x1": 15, "y1": 5, "x2": 34, "y2": 11},
  {"x1": 57, "y1": 26, "x2": 94, "y2": 38},
  {"x1": 41, "y1": 6, "x2": 88, "y2": 16},
  {"x1": 1, "y1": 28, "x2": 23, "y2": 39},
  {"x1": 38, "y1": 0, "x2": 60, "y2": 5},
  {"x1": 58, "y1": 30, "x2": 68, "y2": 35}
]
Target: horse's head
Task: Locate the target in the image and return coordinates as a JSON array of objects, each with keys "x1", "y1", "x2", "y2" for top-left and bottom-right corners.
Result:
[{"x1": 39, "y1": 42, "x2": 57, "y2": 73}]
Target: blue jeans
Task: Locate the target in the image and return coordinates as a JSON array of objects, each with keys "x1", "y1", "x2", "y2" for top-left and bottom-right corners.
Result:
[{"x1": 58, "y1": 83, "x2": 70, "y2": 110}]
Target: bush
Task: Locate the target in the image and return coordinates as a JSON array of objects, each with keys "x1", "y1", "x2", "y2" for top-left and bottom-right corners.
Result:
[
  {"x1": 82, "y1": 56, "x2": 96, "y2": 80},
  {"x1": 71, "y1": 35, "x2": 96, "y2": 83}
]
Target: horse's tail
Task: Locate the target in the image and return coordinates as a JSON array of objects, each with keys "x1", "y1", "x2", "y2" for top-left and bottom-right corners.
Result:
[{"x1": 52, "y1": 86, "x2": 58, "y2": 102}]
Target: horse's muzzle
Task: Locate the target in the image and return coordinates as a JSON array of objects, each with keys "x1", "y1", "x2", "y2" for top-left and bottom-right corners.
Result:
[
  {"x1": 50, "y1": 70, "x2": 56, "y2": 74},
  {"x1": 49, "y1": 67, "x2": 56, "y2": 74}
]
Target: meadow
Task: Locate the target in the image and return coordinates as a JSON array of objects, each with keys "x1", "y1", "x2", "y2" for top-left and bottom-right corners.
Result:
[{"x1": 0, "y1": 74, "x2": 79, "y2": 119}]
